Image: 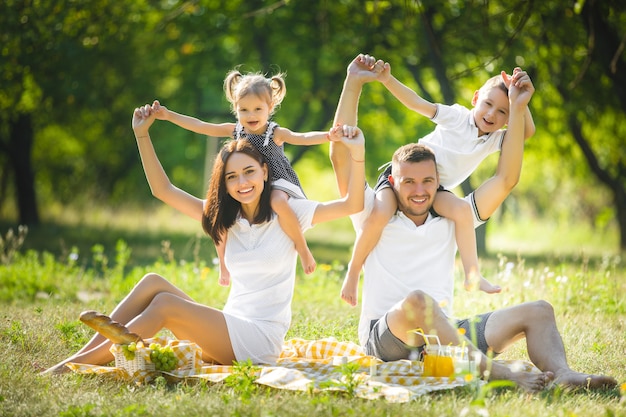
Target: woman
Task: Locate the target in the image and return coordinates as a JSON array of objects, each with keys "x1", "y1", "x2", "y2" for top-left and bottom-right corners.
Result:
[{"x1": 43, "y1": 103, "x2": 365, "y2": 374}]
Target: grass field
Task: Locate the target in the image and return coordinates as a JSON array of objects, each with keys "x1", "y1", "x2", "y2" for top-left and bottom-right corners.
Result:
[{"x1": 1, "y1": 209, "x2": 625, "y2": 416}]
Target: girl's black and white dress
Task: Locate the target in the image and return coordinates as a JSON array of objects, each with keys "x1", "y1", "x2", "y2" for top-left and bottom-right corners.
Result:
[{"x1": 234, "y1": 121, "x2": 306, "y2": 199}]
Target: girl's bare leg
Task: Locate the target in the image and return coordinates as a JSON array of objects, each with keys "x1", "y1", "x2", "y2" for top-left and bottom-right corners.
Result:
[
  {"x1": 341, "y1": 188, "x2": 396, "y2": 306},
  {"x1": 432, "y1": 191, "x2": 500, "y2": 293},
  {"x1": 271, "y1": 189, "x2": 316, "y2": 274}
]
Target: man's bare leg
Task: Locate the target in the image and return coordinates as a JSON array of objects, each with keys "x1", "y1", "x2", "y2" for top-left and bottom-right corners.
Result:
[
  {"x1": 484, "y1": 301, "x2": 617, "y2": 389},
  {"x1": 386, "y1": 290, "x2": 554, "y2": 392}
]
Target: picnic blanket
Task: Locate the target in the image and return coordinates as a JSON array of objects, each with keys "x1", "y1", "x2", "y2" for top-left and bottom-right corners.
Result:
[{"x1": 66, "y1": 337, "x2": 539, "y2": 403}]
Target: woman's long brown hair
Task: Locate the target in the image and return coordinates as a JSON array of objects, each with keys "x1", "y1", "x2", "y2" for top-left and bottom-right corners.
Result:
[{"x1": 202, "y1": 140, "x2": 273, "y2": 244}]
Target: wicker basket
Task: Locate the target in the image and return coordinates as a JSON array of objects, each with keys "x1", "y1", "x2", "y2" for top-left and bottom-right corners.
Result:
[
  {"x1": 110, "y1": 340, "x2": 198, "y2": 375},
  {"x1": 112, "y1": 345, "x2": 156, "y2": 374}
]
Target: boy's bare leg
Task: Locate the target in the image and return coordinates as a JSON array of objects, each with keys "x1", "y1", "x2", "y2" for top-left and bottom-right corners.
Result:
[
  {"x1": 216, "y1": 236, "x2": 230, "y2": 286},
  {"x1": 432, "y1": 191, "x2": 500, "y2": 293},
  {"x1": 341, "y1": 188, "x2": 397, "y2": 306},
  {"x1": 271, "y1": 190, "x2": 316, "y2": 274}
]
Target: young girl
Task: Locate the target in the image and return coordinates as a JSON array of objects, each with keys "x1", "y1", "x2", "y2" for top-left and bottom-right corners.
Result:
[
  {"x1": 340, "y1": 59, "x2": 535, "y2": 307},
  {"x1": 153, "y1": 70, "x2": 335, "y2": 286}
]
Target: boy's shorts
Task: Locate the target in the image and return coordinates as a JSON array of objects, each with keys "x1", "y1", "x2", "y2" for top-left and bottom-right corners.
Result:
[{"x1": 365, "y1": 312, "x2": 497, "y2": 362}]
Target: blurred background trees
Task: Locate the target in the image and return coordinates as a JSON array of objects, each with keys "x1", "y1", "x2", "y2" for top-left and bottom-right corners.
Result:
[{"x1": 1, "y1": 0, "x2": 624, "y2": 253}]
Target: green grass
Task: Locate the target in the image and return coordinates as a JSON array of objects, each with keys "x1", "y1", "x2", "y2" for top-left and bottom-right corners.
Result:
[{"x1": 1, "y1": 210, "x2": 625, "y2": 416}]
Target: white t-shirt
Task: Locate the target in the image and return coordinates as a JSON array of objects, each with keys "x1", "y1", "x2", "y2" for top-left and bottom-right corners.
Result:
[
  {"x1": 352, "y1": 187, "x2": 484, "y2": 347},
  {"x1": 222, "y1": 198, "x2": 318, "y2": 363},
  {"x1": 420, "y1": 103, "x2": 505, "y2": 189}
]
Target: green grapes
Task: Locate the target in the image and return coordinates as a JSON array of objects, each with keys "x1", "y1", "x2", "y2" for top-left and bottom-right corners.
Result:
[
  {"x1": 121, "y1": 341, "x2": 137, "y2": 360},
  {"x1": 148, "y1": 343, "x2": 177, "y2": 372}
]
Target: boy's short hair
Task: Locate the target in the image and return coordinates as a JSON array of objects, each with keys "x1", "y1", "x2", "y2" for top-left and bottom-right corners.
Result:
[{"x1": 479, "y1": 74, "x2": 508, "y2": 96}]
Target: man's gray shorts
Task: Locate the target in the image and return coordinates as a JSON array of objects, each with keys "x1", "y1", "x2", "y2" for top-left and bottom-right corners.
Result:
[{"x1": 365, "y1": 312, "x2": 496, "y2": 362}]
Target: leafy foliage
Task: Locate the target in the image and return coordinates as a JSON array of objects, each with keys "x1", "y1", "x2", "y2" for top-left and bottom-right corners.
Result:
[{"x1": 0, "y1": 1, "x2": 624, "y2": 249}]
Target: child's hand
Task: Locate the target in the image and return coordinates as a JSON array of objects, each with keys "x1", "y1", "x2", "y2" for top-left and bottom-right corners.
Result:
[
  {"x1": 151, "y1": 100, "x2": 169, "y2": 121},
  {"x1": 327, "y1": 124, "x2": 343, "y2": 142},
  {"x1": 340, "y1": 273, "x2": 359, "y2": 307},
  {"x1": 501, "y1": 68, "x2": 535, "y2": 107},
  {"x1": 330, "y1": 124, "x2": 361, "y2": 139}
]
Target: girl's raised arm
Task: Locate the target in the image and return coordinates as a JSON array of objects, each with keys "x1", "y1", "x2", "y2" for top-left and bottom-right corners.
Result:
[{"x1": 152, "y1": 100, "x2": 235, "y2": 138}]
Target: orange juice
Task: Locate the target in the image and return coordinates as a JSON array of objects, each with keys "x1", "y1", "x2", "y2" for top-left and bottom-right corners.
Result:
[
  {"x1": 422, "y1": 346, "x2": 455, "y2": 378},
  {"x1": 423, "y1": 352, "x2": 438, "y2": 376},
  {"x1": 436, "y1": 355, "x2": 454, "y2": 377}
]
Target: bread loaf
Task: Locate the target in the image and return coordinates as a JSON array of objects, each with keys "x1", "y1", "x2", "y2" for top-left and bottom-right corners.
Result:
[{"x1": 79, "y1": 310, "x2": 142, "y2": 345}]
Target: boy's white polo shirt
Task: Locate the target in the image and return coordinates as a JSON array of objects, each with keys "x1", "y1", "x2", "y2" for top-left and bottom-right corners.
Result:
[{"x1": 420, "y1": 103, "x2": 505, "y2": 189}]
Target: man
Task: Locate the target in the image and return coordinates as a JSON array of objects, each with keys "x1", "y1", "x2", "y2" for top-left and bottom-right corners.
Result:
[{"x1": 330, "y1": 54, "x2": 617, "y2": 391}]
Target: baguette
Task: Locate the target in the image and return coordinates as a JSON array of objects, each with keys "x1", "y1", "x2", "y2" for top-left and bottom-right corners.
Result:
[{"x1": 79, "y1": 310, "x2": 142, "y2": 345}]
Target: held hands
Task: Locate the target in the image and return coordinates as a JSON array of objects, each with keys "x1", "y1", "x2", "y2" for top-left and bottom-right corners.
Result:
[
  {"x1": 501, "y1": 67, "x2": 535, "y2": 108},
  {"x1": 329, "y1": 124, "x2": 365, "y2": 161},
  {"x1": 348, "y1": 54, "x2": 390, "y2": 84}
]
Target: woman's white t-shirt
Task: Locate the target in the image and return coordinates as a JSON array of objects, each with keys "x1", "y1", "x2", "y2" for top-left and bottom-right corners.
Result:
[{"x1": 222, "y1": 198, "x2": 318, "y2": 364}]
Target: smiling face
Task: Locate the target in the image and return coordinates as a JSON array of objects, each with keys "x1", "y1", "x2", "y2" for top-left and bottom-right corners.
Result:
[
  {"x1": 472, "y1": 86, "x2": 509, "y2": 136},
  {"x1": 224, "y1": 152, "x2": 268, "y2": 209},
  {"x1": 236, "y1": 94, "x2": 273, "y2": 135},
  {"x1": 389, "y1": 159, "x2": 439, "y2": 226}
]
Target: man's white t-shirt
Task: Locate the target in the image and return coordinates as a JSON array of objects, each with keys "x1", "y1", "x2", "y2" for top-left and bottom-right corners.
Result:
[
  {"x1": 352, "y1": 187, "x2": 484, "y2": 347},
  {"x1": 420, "y1": 103, "x2": 505, "y2": 189}
]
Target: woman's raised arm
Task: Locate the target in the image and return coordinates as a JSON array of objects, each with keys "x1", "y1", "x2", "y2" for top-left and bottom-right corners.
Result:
[{"x1": 132, "y1": 105, "x2": 204, "y2": 222}]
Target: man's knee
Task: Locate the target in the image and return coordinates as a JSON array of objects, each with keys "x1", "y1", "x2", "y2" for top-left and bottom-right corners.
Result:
[
  {"x1": 400, "y1": 290, "x2": 443, "y2": 319},
  {"x1": 528, "y1": 300, "x2": 555, "y2": 321}
]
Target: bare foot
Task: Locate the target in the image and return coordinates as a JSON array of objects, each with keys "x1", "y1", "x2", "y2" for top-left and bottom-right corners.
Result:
[
  {"x1": 465, "y1": 276, "x2": 502, "y2": 294},
  {"x1": 40, "y1": 362, "x2": 71, "y2": 376},
  {"x1": 490, "y1": 362, "x2": 554, "y2": 392},
  {"x1": 554, "y1": 370, "x2": 618, "y2": 390},
  {"x1": 478, "y1": 277, "x2": 501, "y2": 294},
  {"x1": 299, "y1": 248, "x2": 316, "y2": 275}
]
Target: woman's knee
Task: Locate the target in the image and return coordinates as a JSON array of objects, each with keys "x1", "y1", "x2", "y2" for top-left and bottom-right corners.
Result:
[
  {"x1": 138, "y1": 273, "x2": 167, "y2": 287},
  {"x1": 145, "y1": 292, "x2": 179, "y2": 319},
  {"x1": 134, "y1": 273, "x2": 170, "y2": 299}
]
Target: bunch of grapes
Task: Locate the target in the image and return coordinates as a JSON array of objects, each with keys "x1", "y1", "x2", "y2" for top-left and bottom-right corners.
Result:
[
  {"x1": 121, "y1": 341, "x2": 140, "y2": 360},
  {"x1": 149, "y1": 343, "x2": 177, "y2": 372}
]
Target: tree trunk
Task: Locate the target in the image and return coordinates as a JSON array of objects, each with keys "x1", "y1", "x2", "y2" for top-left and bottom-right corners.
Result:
[{"x1": 8, "y1": 113, "x2": 39, "y2": 225}]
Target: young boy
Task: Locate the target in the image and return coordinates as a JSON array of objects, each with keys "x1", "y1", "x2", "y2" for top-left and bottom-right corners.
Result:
[{"x1": 340, "y1": 61, "x2": 535, "y2": 307}]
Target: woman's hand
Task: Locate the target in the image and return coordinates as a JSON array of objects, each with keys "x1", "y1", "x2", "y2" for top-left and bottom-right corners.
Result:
[{"x1": 132, "y1": 104, "x2": 156, "y2": 136}]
